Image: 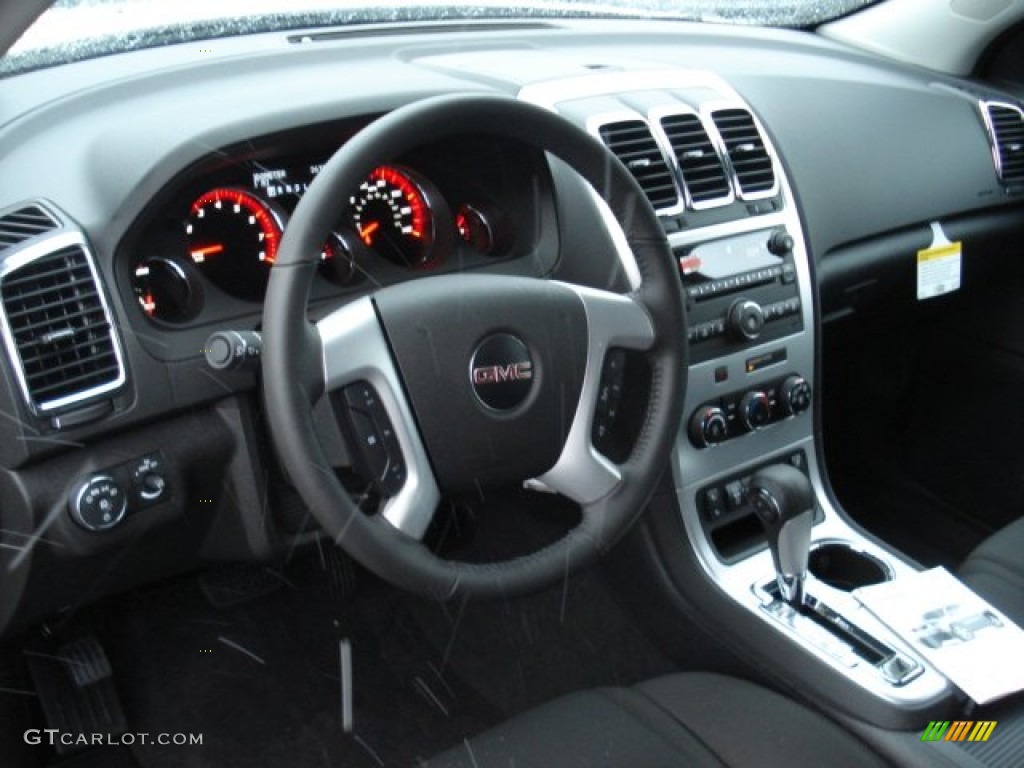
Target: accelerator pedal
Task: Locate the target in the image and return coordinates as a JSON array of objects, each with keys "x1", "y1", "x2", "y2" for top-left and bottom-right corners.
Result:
[{"x1": 25, "y1": 635, "x2": 126, "y2": 756}]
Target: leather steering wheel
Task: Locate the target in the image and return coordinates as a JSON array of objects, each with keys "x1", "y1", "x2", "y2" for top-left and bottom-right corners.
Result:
[{"x1": 262, "y1": 93, "x2": 686, "y2": 600}]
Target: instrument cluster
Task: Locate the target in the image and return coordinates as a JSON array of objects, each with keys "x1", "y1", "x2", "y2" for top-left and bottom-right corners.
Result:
[{"x1": 126, "y1": 135, "x2": 527, "y2": 326}]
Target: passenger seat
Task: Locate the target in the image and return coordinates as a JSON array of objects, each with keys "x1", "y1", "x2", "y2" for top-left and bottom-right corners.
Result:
[{"x1": 958, "y1": 517, "x2": 1024, "y2": 628}]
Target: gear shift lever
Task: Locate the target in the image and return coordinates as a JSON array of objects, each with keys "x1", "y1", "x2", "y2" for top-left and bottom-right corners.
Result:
[{"x1": 748, "y1": 464, "x2": 815, "y2": 607}]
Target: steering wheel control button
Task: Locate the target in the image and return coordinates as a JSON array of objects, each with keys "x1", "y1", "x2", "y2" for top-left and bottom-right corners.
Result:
[
  {"x1": 592, "y1": 349, "x2": 626, "y2": 454},
  {"x1": 469, "y1": 334, "x2": 534, "y2": 411},
  {"x1": 70, "y1": 475, "x2": 128, "y2": 532},
  {"x1": 341, "y1": 383, "x2": 407, "y2": 497}
]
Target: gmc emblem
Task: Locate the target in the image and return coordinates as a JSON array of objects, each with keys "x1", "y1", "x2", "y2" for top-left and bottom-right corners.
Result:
[{"x1": 472, "y1": 362, "x2": 533, "y2": 385}]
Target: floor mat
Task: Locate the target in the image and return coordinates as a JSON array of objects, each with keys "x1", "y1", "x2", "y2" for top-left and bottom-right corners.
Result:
[{"x1": 95, "y1": 555, "x2": 502, "y2": 768}]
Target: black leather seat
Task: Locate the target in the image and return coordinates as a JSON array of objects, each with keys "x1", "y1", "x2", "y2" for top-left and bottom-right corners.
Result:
[
  {"x1": 959, "y1": 517, "x2": 1024, "y2": 628},
  {"x1": 424, "y1": 672, "x2": 887, "y2": 767}
]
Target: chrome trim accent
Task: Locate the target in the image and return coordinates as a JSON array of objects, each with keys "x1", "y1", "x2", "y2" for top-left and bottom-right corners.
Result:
[
  {"x1": 536, "y1": 283, "x2": 654, "y2": 505},
  {"x1": 979, "y1": 100, "x2": 1024, "y2": 186},
  {"x1": 317, "y1": 297, "x2": 440, "y2": 540},
  {"x1": 586, "y1": 111, "x2": 686, "y2": 217},
  {"x1": 649, "y1": 104, "x2": 735, "y2": 211},
  {"x1": 0, "y1": 226, "x2": 127, "y2": 417}
]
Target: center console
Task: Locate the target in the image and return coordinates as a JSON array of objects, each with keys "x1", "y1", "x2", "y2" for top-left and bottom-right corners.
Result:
[{"x1": 523, "y1": 70, "x2": 954, "y2": 724}]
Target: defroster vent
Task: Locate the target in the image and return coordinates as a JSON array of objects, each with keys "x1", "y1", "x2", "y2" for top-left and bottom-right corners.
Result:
[
  {"x1": 983, "y1": 102, "x2": 1024, "y2": 187},
  {"x1": 660, "y1": 113, "x2": 732, "y2": 207},
  {"x1": 711, "y1": 108, "x2": 777, "y2": 198},
  {"x1": 0, "y1": 235, "x2": 125, "y2": 414},
  {"x1": 598, "y1": 119, "x2": 680, "y2": 211},
  {"x1": 0, "y1": 204, "x2": 58, "y2": 251}
]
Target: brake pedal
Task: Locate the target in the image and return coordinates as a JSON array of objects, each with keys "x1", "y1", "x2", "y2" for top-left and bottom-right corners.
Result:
[{"x1": 25, "y1": 635, "x2": 126, "y2": 755}]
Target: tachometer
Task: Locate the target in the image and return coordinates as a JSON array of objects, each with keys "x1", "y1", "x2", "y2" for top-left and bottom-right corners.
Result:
[
  {"x1": 185, "y1": 188, "x2": 282, "y2": 300},
  {"x1": 351, "y1": 166, "x2": 436, "y2": 267}
]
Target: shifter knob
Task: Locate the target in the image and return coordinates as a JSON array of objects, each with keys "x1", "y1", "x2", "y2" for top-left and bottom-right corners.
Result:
[{"x1": 748, "y1": 464, "x2": 815, "y2": 606}]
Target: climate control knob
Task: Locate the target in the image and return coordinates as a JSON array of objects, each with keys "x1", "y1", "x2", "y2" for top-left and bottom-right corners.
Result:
[
  {"x1": 739, "y1": 391, "x2": 772, "y2": 431},
  {"x1": 780, "y1": 375, "x2": 812, "y2": 416},
  {"x1": 728, "y1": 299, "x2": 765, "y2": 341},
  {"x1": 689, "y1": 405, "x2": 729, "y2": 448}
]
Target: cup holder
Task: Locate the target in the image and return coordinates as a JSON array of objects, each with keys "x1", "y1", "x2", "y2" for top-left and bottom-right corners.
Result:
[{"x1": 808, "y1": 541, "x2": 893, "y2": 591}]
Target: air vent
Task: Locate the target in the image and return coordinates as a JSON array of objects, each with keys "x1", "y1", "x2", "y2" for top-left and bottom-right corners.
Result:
[
  {"x1": 598, "y1": 120, "x2": 680, "y2": 211},
  {"x1": 0, "y1": 205, "x2": 58, "y2": 251},
  {"x1": 0, "y1": 238, "x2": 124, "y2": 414},
  {"x1": 711, "y1": 108, "x2": 777, "y2": 198},
  {"x1": 659, "y1": 113, "x2": 732, "y2": 207},
  {"x1": 983, "y1": 102, "x2": 1024, "y2": 187}
]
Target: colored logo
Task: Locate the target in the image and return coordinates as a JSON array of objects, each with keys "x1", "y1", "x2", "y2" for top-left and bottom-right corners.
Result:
[{"x1": 920, "y1": 720, "x2": 997, "y2": 742}]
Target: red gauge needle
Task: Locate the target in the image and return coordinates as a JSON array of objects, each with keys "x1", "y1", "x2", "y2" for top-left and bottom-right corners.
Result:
[
  {"x1": 358, "y1": 221, "x2": 380, "y2": 246},
  {"x1": 190, "y1": 243, "x2": 224, "y2": 262}
]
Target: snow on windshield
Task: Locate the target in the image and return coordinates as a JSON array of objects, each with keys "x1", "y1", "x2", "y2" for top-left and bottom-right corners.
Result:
[{"x1": 3, "y1": 0, "x2": 875, "y2": 76}]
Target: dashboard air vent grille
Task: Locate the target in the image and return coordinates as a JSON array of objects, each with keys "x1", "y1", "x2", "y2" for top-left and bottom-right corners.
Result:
[
  {"x1": 598, "y1": 120, "x2": 679, "y2": 210},
  {"x1": 0, "y1": 205, "x2": 58, "y2": 251},
  {"x1": 0, "y1": 243, "x2": 123, "y2": 413},
  {"x1": 660, "y1": 113, "x2": 731, "y2": 205},
  {"x1": 711, "y1": 108, "x2": 776, "y2": 197},
  {"x1": 984, "y1": 103, "x2": 1024, "y2": 186}
]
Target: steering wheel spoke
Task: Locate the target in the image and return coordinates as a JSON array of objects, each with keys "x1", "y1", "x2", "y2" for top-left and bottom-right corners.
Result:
[
  {"x1": 318, "y1": 297, "x2": 440, "y2": 539},
  {"x1": 536, "y1": 284, "x2": 655, "y2": 505}
]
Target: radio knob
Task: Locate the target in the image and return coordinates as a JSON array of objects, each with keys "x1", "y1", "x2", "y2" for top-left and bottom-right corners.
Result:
[
  {"x1": 728, "y1": 299, "x2": 765, "y2": 341},
  {"x1": 768, "y1": 230, "x2": 795, "y2": 255},
  {"x1": 780, "y1": 375, "x2": 812, "y2": 416},
  {"x1": 689, "y1": 405, "x2": 729, "y2": 448},
  {"x1": 739, "y1": 391, "x2": 772, "y2": 431}
]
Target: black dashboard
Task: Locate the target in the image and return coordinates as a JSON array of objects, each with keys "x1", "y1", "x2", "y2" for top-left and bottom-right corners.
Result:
[{"x1": 0, "y1": 16, "x2": 1023, "y2": 641}]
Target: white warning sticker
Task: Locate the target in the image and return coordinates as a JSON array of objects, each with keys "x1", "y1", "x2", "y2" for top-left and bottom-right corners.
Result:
[{"x1": 917, "y1": 222, "x2": 961, "y2": 300}]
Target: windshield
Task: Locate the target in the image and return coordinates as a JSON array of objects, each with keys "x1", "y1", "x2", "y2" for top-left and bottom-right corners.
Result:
[{"x1": 4, "y1": 0, "x2": 876, "y2": 76}]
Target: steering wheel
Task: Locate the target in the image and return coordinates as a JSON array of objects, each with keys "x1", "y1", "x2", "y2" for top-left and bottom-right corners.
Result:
[{"x1": 262, "y1": 94, "x2": 686, "y2": 600}]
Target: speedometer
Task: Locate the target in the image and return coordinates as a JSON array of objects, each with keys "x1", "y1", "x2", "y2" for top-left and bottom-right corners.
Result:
[{"x1": 351, "y1": 166, "x2": 436, "y2": 267}]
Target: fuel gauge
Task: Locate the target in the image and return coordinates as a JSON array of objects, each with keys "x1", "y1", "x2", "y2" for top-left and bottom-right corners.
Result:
[{"x1": 456, "y1": 203, "x2": 507, "y2": 256}]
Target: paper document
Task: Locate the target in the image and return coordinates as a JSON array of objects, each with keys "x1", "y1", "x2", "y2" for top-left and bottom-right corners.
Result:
[{"x1": 854, "y1": 567, "x2": 1024, "y2": 705}]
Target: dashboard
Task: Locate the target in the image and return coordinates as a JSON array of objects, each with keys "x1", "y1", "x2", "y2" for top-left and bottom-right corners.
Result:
[{"x1": 0, "y1": 16, "x2": 1023, "y2": 699}]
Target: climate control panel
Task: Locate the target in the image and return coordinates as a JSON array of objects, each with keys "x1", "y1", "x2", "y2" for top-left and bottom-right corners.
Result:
[{"x1": 689, "y1": 373, "x2": 811, "y2": 448}]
